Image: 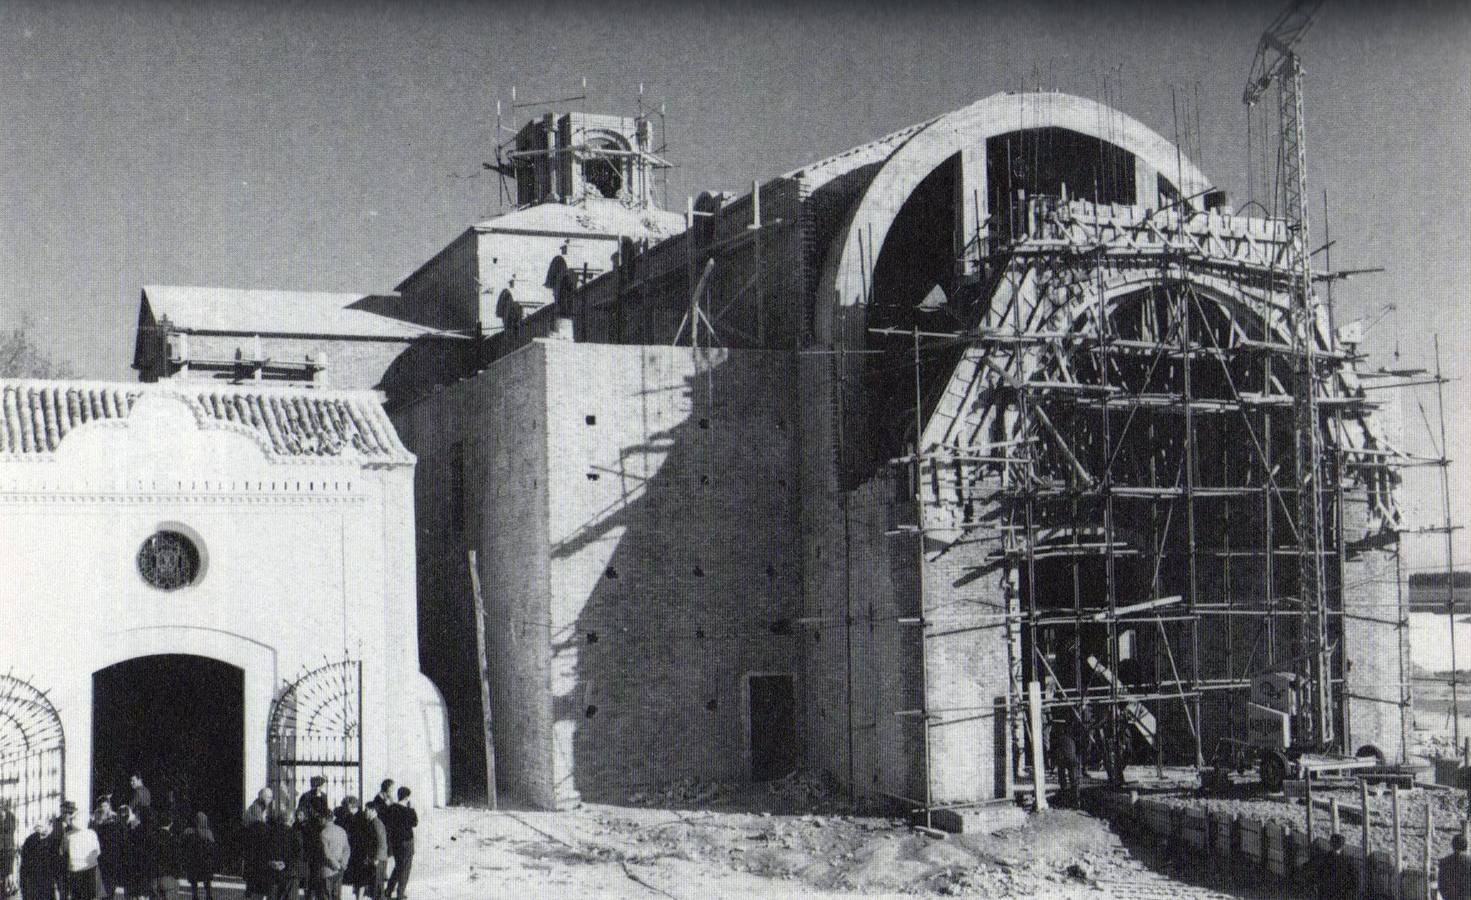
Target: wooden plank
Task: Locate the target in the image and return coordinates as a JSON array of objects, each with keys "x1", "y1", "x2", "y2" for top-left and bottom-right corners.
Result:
[
  {"x1": 468, "y1": 549, "x2": 498, "y2": 811},
  {"x1": 1028, "y1": 681, "x2": 1048, "y2": 811}
]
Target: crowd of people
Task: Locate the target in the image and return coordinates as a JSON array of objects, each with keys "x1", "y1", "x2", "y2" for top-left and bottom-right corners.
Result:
[{"x1": 11, "y1": 774, "x2": 417, "y2": 900}]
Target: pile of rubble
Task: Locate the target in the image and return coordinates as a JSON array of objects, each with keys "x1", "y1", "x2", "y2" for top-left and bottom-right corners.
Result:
[{"x1": 627, "y1": 776, "x2": 733, "y2": 806}]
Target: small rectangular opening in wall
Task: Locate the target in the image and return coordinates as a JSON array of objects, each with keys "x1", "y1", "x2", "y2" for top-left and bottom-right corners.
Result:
[
  {"x1": 585, "y1": 415, "x2": 597, "y2": 425},
  {"x1": 747, "y1": 673, "x2": 797, "y2": 782}
]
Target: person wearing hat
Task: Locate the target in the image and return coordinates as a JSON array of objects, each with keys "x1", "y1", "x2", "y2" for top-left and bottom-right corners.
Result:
[
  {"x1": 298, "y1": 777, "x2": 330, "y2": 822},
  {"x1": 59, "y1": 800, "x2": 103, "y2": 900}
]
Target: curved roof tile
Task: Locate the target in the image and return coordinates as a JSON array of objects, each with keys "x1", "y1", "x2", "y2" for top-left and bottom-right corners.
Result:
[{"x1": 0, "y1": 379, "x2": 411, "y2": 465}]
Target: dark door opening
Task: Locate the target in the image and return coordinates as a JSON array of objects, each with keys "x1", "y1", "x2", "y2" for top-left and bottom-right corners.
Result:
[
  {"x1": 92, "y1": 655, "x2": 244, "y2": 845},
  {"x1": 747, "y1": 674, "x2": 797, "y2": 782}
]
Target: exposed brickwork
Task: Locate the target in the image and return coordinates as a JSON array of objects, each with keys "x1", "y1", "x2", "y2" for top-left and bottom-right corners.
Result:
[
  {"x1": 391, "y1": 344, "x2": 553, "y2": 805},
  {"x1": 398, "y1": 341, "x2": 802, "y2": 808},
  {"x1": 539, "y1": 342, "x2": 802, "y2": 804}
]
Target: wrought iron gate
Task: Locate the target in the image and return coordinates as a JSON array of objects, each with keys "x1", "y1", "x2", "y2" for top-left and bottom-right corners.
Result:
[
  {"x1": 267, "y1": 660, "x2": 362, "y2": 807},
  {"x1": 0, "y1": 674, "x2": 64, "y2": 891}
]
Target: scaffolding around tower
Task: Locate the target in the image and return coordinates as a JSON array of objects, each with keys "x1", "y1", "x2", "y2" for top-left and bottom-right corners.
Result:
[{"x1": 871, "y1": 189, "x2": 1411, "y2": 805}]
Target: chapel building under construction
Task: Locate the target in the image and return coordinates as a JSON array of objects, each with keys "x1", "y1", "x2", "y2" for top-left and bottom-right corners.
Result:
[{"x1": 389, "y1": 90, "x2": 1407, "y2": 811}]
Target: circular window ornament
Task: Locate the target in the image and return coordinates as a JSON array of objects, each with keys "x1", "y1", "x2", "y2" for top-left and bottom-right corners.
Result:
[{"x1": 137, "y1": 531, "x2": 201, "y2": 591}]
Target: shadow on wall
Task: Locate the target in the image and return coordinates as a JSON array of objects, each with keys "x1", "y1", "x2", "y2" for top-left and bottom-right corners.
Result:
[
  {"x1": 543, "y1": 348, "x2": 803, "y2": 806},
  {"x1": 379, "y1": 336, "x2": 480, "y2": 412}
]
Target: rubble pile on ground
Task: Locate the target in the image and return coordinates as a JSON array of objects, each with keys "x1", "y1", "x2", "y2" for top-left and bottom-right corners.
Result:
[
  {"x1": 764, "y1": 768, "x2": 849, "y2": 809},
  {"x1": 1416, "y1": 733, "x2": 1464, "y2": 760},
  {"x1": 627, "y1": 776, "x2": 734, "y2": 806}
]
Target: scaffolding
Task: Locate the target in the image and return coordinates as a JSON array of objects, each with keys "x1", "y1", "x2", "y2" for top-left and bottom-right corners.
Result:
[{"x1": 875, "y1": 191, "x2": 1410, "y2": 795}]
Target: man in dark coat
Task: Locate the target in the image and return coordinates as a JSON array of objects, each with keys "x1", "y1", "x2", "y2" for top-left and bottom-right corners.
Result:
[
  {"x1": 1049, "y1": 716, "x2": 1081, "y2": 806},
  {"x1": 366, "y1": 781, "x2": 394, "y2": 817},
  {"x1": 301, "y1": 809, "x2": 328, "y2": 900},
  {"x1": 1441, "y1": 832, "x2": 1471, "y2": 900},
  {"x1": 92, "y1": 797, "x2": 124, "y2": 897},
  {"x1": 119, "y1": 804, "x2": 155, "y2": 899},
  {"x1": 297, "y1": 777, "x2": 330, "y2": 823},
  {"x1": 241, "y1": 811, "x2": 285, "y2": 900},
  {"x1": 127, "y1": 776, "x2": 151, "y2": 820},
  {"x1": 381, "y1": 787, "x2": 418, "y2": 900},
  {"x1": 0, "y1": 800, "x2": 15, "y2": 897},
  {"x1": 19, "y1": 820, "x2": 58, "y2": 900},
  {"x1": 274, "y1": 808, "x2": 308, "y2": 900}
]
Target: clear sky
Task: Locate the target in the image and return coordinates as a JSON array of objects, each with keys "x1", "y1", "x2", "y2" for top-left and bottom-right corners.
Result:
[{"x1": 1, "y1": 0, "x2": 1467, "y2": 568}]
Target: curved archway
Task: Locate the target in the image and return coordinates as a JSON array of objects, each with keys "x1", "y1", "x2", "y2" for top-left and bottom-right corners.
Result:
[
  {"x1": 816, "y1": 91, "x2": 1213, "y2": 346},
  {"x1": 267, "y1": 660, "x2": 362, "y2": 808},
  {"x1": 92, "y1": 655, "x2": 244, "y2": 837}
]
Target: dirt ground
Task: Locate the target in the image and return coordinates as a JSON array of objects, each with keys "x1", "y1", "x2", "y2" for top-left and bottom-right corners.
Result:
[{"x1": 395, "y1": 775, "x2": 1285, "y2": 899}]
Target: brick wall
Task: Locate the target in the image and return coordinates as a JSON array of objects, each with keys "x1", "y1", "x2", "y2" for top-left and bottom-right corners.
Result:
[
  {"x1": 539, "y1": 341, "x2": 802, "y2": 804},
  {"x1": 397, "y1": 340, "x2": 803, "y2": 808},
  {"x1": 391, "y1": 344, "x2": 553, "y2": 804}
]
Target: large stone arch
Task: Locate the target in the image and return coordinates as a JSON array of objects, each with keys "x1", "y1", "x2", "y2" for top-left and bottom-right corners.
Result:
[
  {"x1": 57, "y1": 626, "x2": 278, "y2": 811},
  {"x1": 815, "y1": 91, "x2": 1214, "y2": 347}
]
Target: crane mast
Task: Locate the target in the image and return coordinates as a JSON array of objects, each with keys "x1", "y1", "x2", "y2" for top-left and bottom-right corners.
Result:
[{"x1": 1244, "y1": 0, "x2": 1334, "y2": 750}]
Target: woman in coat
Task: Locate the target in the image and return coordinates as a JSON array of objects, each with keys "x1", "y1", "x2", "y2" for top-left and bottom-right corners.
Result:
[
  {"x1": 240, "y1": 814, "x2": 275, "y2": 900},
  {"x1": 180, "y1": 811, "x2": 218, "y2": 900},
  {"x1": 344, "y1": 804, "x2": 386, "y2": 899}
]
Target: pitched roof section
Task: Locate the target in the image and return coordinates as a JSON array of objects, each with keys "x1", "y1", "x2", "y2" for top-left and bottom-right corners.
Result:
[
  {"x1": 142, "y1": 285, "x2": 442, "y2": 340},
  {"x1": 0, "y1": 380, "x2": 411, "y2": 465}
]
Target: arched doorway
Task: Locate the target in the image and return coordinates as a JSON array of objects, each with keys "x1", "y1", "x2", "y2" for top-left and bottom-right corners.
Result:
[{"x1": 91, "y1": 655, "x2": 244, "y2": 836}]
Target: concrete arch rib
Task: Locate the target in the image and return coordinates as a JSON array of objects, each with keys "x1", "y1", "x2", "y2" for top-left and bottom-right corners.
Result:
[{"x1": 815, "y1": 91, "x2": 1213, "y2": 345}]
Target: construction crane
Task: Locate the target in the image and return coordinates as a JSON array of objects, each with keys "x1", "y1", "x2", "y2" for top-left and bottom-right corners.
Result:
[{"x1": 1243, "y1": 0, "x2": 1334, "y2": 753}]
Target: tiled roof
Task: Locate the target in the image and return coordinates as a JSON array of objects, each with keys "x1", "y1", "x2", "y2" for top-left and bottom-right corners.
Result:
[{"x1": 0, "y1": 380, "x2": 411, "y2": 464}]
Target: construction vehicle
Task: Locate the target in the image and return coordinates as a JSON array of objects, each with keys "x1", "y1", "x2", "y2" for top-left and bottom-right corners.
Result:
[{"x1": 1202, "y1": 670, "x2": 1387, "y2": 793}]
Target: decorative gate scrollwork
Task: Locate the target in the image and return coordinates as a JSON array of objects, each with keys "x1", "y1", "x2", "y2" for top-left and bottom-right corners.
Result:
[
  {"x1": 0, "y1": 674, "x2": 64, "y2": 892},
  {"x1": 267, "y1": 660, "x2": 362, "y2": 809}
]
